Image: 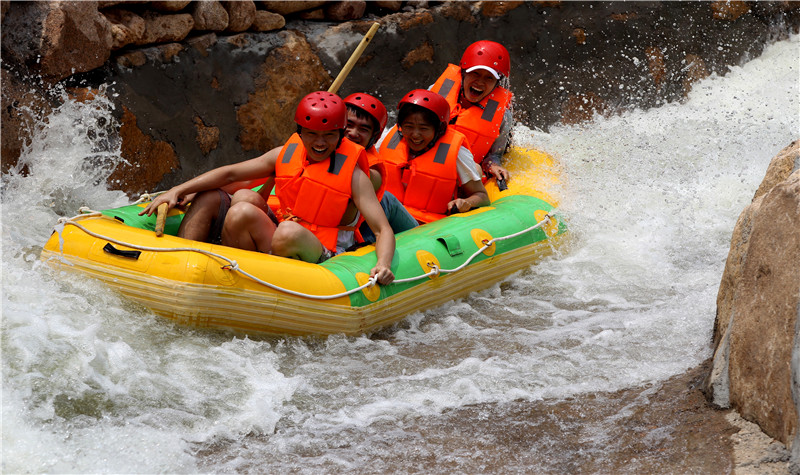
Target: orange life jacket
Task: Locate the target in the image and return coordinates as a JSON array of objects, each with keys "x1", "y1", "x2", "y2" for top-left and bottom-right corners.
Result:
[
  {"x1": 430, "y1": 63, "x2": 512, "y2": 165},
  {"x1": 366, "y1": 146, "x2": 387, "y2": 201},
  {"x1": 274, "y1": 134, "x2": 370, "y2": 252},
  {"x1": 379, "y1": 125, "x2": 467, "y2": 223}
]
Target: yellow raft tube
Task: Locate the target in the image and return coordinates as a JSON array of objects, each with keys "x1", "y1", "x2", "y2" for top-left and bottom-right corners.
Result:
[{"x1": 41, "y1": 147, "x2": 568, "y2": 337}]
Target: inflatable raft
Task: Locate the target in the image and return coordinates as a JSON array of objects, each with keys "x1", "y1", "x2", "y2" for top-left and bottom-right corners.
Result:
[{"x1": 41, "y1": 146, "x2": 568, "y2": 337}]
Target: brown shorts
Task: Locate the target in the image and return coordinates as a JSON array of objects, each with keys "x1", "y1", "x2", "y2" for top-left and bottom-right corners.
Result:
[
  {"x1": 208, "y1": 189, "x2": 232, "y2": 245},
  {"x1": 208, "y1": 189, "x2": 280, "y2": 245}
]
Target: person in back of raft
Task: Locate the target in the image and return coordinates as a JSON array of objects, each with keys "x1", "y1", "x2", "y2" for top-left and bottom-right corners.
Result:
[
  {"x1": 342, "y1": 92, "x2": 418, "y2": 242},
  {"x1": 139, "y1": 91, "x2": 395, "y2": 285},
  {"x1": 376, "y1": 89, "x2": 490, "y2": 224},
  {"x1": 430, "y1": 40, "x2": 513, "y2": 183}
]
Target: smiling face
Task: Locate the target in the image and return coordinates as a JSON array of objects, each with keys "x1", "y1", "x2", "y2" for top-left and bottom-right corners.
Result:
[
  {"x1": 299, "y1": 127, "x2": 341, "y2": 162},
  {"x1": 399, "y1": 111, "x2": 437, "y2": 154},
  {"x1": 344, "y1": 109, "x2": 376, "y2": 148},
  {"x1": 461, "y1": 69, "x2": 499, "y2": 103}
]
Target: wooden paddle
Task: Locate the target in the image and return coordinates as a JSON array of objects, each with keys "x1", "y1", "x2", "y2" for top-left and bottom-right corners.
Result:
[
  {"x1": 328, "y1": 22, "x2": 380, "y2": 94},
  {"x1": 154, "y1": 202, "x2": 168, "y2": 237}
]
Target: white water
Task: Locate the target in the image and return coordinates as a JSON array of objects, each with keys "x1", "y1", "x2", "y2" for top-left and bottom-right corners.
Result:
[{"x1": 2, "y1": 35, "x2": 798, "y2": 473}]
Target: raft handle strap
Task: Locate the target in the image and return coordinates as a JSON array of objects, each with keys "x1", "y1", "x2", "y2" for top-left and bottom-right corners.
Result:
[{"x1": 103, "y1": 243, "x2": 141, "y2": 260}]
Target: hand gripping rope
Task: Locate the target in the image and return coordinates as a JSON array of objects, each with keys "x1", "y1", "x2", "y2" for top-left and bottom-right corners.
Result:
[{"x1": 54, "y1": 206, "x2": 554, "y2": 301}]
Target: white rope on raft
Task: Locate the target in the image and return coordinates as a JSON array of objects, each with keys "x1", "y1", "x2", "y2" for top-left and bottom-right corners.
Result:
[{"x1": 56, "y1": 207, "x2": 553, "y2": 300}]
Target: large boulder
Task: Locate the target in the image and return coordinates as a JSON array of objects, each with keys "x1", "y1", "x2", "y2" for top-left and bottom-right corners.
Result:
[
  {"x1": 705, "y1": 141, "x2": 800, "y2": 463},
  {"x1": 1, "y1": 1, "x2": 113, "y2": 82}
]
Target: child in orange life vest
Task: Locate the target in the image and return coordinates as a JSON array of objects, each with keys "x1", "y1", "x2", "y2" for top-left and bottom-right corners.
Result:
[
  {"x1": 376, "y1": 89, "x2": 490, "y2": 224},
  {"x1": 140, "y1": 91, "x2": 395, "y2": 285},
  {"x1": 343, "y1": 93, "x2": 418, "y2": 242},
  {"x1": 430, "y1": 40, "x2": 513, "y2": 184}
]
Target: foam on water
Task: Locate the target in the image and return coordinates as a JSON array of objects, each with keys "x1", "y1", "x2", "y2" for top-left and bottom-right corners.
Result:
[{"x1": 2, "y1": 35, "x2": 798, "y2": 472}]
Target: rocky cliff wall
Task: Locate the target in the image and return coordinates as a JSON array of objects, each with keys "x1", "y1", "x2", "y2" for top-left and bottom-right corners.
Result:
[{"x1": 3, "y1": 1, "x2": 799, "y2": 193}]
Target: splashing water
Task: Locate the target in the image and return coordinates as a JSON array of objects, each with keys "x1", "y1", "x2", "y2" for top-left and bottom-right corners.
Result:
[{"x1": 2, "y1": 35, "x2": 798, "y2": 473}]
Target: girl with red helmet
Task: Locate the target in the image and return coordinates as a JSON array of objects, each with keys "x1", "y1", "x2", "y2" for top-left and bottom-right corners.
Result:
[
  {"x1": 430, "y1": 40, "x2": 513, "y2": 185},
  {"x1": 376, "y1": 89, "x2": 490, "y2": 224},
  {"x1": 140, "y1": 91, "x2": 396, "y2": 285}
]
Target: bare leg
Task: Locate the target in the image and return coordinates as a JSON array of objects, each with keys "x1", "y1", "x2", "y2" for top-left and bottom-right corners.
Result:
[
  {"x1": 221, "y1": 202, "x2": 277, "y2": 253},
  {"x1": 271, "y1": 221, "x2": 326, "y2": 263},
  {"x1": 177, "y1": 190, "x2": 222, "y2": 241},
  {"x1": 231, "y1": 189, "x2": 267, "y2": 209}
]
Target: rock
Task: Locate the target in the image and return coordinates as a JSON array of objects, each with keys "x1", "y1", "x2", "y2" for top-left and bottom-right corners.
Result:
[
  {"x1": 373, "y1": 1, "x2": 403, "y2": 12},
  {"x1": 251, "y1": 10, "x2": 284, "y2": 32},
  {"x1": 1, "y1": 0, "x2": 9, "y2": 23},
  {"x1": 299, "y1": 8, "x2": 326, "y2": 21},
  {"x1": 401, "y1": 41, "x2": 435, "y2": 69},
  {"x1": 325, "y1": 1, "x2": 366, "y2": 22},
  {"x1": 645, "y1": 46, "x2": 666, "y2": 89},
  {"x1": 222, "y1": 0, "x2": 255, "y2": 32},
  {"x1": 706, "y1": 141, "x2": 800, "y2": 453},
  {"x1": 437, "y1": 1, "x2": 475, "y2": 23},
  {"x1": 405, "y1": 1, "x2": 429, "y2": 11},
  {"x1": 0, "y1": 67, "x2": 53, "y2": 174},
  {"x1": 2, "y1": 2, "x2": 113, "y2": 82},
  {"x1": 235, "y1": 31, "x2": 332, "y2": 153},
  {"x1": 257, "y1": 1, "x2": 326, "y2": 16},
  {"x1": 110, "y1": 106, "x2": 179, "y2": 197},
  {"x1": 481, "y1": 1, "x2": 525, "y2": 17},
  {"x1": 190, "y1": 1, "x2": 228, "y2": 32},
  {"x1": 137, "y1": 11, "x2": 194, "y2": 44},
  {"x1": 754, "y1": 140, "x2": 800, "y2": 200},
  {"x1": 711, "y1": 0, "x2": 751, "y2": 21},
  {"x1": 98, "y1": 1, "x2": 148, "y2": 8},
  {"x1": 116, "y1": 50, "x2": 147, "y2": 69},
  {"x1": 572, "y1": 27, "x2": 586, "y2": 45},
  {"x1": 151, "y1": 1, "x2": 192, "y2": 12},
  {"x1": 156, "y1": 43, "x2": 184, "y2": 62},
  {"x1": 728, "y1": 169, "x2": 799, "y2": 448},
  {"x1": 682, "y1": 54, "x2": 709, "y2": 96},
  {"x1": 193, "y1": 116, "x2": 219, "y2": 155},
  {"x1": 394, "y1": 9, "x2": 435, "y2": 31},
  {"x1": 560, "y1": 92, "x2": 606, "y2": 125},
  {"x1": 41, "y1": 2, "x2": 114, "y2": 81},
  {"x1": 103, "y1": 8, "x2": 146, "y2": 50},
  {"x1": 185, "y1": 32, "x2": 218, "y2": 56}
]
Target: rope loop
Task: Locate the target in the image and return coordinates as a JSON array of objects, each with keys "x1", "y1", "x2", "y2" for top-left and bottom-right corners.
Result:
[{"x1": 222, "y1": 261, "x2": 240, "y2": 271}]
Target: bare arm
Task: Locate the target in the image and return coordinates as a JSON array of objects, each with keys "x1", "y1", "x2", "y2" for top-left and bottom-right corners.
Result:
[
  {"x1": 351, "y1": 167, "x2": 395, "y2": 285},
  {"x1": 139, "y1": 147, "x2": 281, "y2": 216},
  {"x1": 448, "y1": 179, "x2": 490, "y2": 214}
]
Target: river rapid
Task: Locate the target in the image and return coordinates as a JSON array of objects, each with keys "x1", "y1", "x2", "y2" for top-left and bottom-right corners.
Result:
[{"x1": 2, "y1": 34, "x2": 798, "y2": 473}]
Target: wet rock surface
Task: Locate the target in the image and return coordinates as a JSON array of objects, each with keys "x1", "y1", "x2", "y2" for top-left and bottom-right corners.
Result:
[
  {"x1": 197, "y1": 361, "x2": 790, "y2": 473},
  {"x1": 383, "y1": 362, "x2": 741, "y2": 474}
]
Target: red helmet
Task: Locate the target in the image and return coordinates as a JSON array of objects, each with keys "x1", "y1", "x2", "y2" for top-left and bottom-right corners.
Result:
[
  {"x1": 397, "y1": 89, "x2": 450, "y2": 125},
  {"x1": 460, "y1": 40, "x2": 510, "y2": 79},
  {"x1": 344, "y1": 93, "x2": 388, "y2": 131},
  {"x1": 294, "y1": 91, "x2": 346, "y2": 130}
]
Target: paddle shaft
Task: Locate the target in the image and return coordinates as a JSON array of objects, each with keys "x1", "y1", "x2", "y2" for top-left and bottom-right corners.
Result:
[
  {"x1": 328, "y1": 22, "x2": 380, "y2": 94},
  {"x1": 154, "y1": 203, "x2": 168, "y2": 237}
]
